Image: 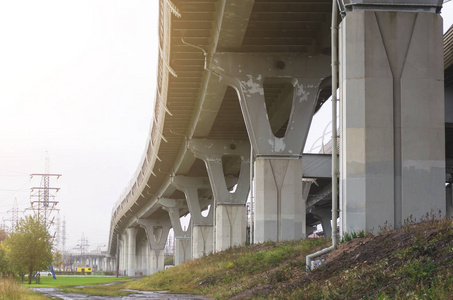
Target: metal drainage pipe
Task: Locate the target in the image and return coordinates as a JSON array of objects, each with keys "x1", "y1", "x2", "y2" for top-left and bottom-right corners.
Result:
[{"x1": 306, "y1": 0, "x2": 339, "y2": 272}]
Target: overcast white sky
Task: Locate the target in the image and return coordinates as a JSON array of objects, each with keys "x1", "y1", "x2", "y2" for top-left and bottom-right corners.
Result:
[{"x1": 1, "y1": 1, "x2": 453, "y2": 252}]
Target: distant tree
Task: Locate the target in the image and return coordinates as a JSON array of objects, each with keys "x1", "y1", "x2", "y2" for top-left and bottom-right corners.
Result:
[
  {"x1": 5, "y1": 216, "x2": 52, "y2": 284},
  {"x1": 0, "y1": 243, "x2": 10, "y2": 276},
  {"x1": 0, "y1": 229, "x2": 9, "y2": 276}
]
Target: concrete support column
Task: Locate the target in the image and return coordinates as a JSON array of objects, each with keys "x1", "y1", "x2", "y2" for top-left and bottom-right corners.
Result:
[
  {"x1": 212, "y1": 53, "x2": 331, "y2": 243},
  {"x1": 172, "y1": 176, "x2": 213, "y2": 258},
  {"x1": 311, "y1": 208, "x2": 332, "y2": 238},
  {"x1": 159, "y1": 198, "x2": 192, "y2": 265},
  {"x1": 216, "y1": 204, "x2": 247, "y2": 248},
  {"x1": 254, "y1": 158, "x2": 304, "y2": 242},
  {"x1": 119, "y1": 234, "x2": 126, "y2": 275},
  {"x1": 126, "y1": 228, "x2": 137, "y2": 276},
  {"x1": 339, "y1": 10, "x2": 445, "y2": 234},
  {"x1": 188, "y1": 139, "x2": 250, "y2": 251},
  {"x1": 109, "y1": 258, "x2": 114, "y2": 272},
  {"x1": 137, "y1": 218, "x2": 171, "y2": 274}
]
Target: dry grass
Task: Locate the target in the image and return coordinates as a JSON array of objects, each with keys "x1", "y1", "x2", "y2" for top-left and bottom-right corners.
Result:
[{"x1": 0, "y1": 278, "x2": 48, "y2": 300}]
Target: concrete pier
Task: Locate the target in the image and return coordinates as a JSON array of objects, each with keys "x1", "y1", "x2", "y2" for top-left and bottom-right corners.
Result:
[
  {"x1": 137, "y1": 218, "x2": 171, "y2": 274},
  {"x1": 172, "y1": 176, "x2": 213, "y2": 258},
  {"x1": 339, "y1": 10, "x2": 445, "y2": 234},
  {"x1": 126, "y1": 228, "x2": 137, "y2": 276},
  {"x1": 212, "y1": 53, "x2": 331, "y2": 242},
  {"x1": 159, "y1": 198, "x2": 192, "y2": 265},
  {"x1": 188, "y1": 139, "x2": 250, "y2": 251}
]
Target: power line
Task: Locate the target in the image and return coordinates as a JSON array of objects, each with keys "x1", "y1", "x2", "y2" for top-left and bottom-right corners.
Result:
[{"x1": 0, "y1": 167, "x2": 28, "y2": 175}]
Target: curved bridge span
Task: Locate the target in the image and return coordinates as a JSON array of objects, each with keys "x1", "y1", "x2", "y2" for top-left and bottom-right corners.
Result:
[{"x1": 108, "y1": 0, "x2": 447, "y2": 276}]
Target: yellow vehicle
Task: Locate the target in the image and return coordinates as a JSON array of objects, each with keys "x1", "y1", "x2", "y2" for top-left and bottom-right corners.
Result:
[{"x1": 76, "y1": 267, "x2": 92, "y2": 275}]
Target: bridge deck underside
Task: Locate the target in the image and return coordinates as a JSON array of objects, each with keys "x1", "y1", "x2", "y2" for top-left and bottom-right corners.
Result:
[{"x1": 109, "y1": 0, "x2": 336, "y2": 253}]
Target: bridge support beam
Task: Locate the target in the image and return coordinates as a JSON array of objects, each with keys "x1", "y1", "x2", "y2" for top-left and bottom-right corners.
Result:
[
  {"x1": 159, "y1": 198, "x2": 192, "y2": 265},
  {"x1": 188, "y1": 139, "x2": 250, "y2": 252},
  {"x1": 339, "y1": 10, "x2": 445, "y2": 234},
  {"x1": 126, "y1": 228, "x2": 137, "y2": 276},
  {"x1": 172, "y1": 176, "x2": 213, "y2": 259},
  {"x1": 311, "y1": 207, "x2": 332, "y2": 238},
  {"x1": 137, "y1": 218, "x2": 171, "y2": 274},
  {"x1": 212, "y1": 53, "x2": 331, "y2": 243}
]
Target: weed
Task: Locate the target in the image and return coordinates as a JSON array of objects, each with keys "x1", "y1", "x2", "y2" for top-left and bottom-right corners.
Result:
[
  {"x1": 340, "y1": 230, "x2": 367, "y2": 243},
  {"x1": 378, "y1": 220, "x2": 392, "y2": 234},
  {"x1": 273, "y1": 270, "x2": 287, "y2": 283},
  {"x1": 403, "y1": 259, "x2": 437, "y2": 285}
]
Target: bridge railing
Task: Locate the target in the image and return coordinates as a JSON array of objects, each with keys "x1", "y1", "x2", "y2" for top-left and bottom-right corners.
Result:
[{"x1": 109, "y1": 10, "x2": 171, "y2": 236}]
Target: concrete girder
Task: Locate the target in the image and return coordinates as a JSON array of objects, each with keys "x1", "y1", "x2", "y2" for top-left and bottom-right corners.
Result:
[
  {"x1": 187, "y1": 139, "x2": 250, "y2": 205},
  {"x1": 158, "y1": 198, "x2": 191, "y2": 237},
  {"x1": 170, "y1": 176, "x2": 213, "y2": 226},
  {"x1": 211, "y1": 52, "x2": 331, "y2": 156}
]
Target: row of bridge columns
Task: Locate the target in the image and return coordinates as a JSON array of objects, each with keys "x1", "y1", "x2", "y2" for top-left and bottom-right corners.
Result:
[
  {"x1": 117, "y1": 2, "x2": 446, "y2": 276},
  {"x1": 67, "y1": 255, "x2": 116, "y2": 273}
]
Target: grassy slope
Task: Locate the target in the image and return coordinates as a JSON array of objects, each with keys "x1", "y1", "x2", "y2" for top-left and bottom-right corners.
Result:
[{"x1": 126, "y1": 218, "x2": 453, "y2": 299}]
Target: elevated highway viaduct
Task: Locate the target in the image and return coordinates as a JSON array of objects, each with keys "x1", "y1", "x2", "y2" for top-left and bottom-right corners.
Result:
[{"x1": 108, "y1": 0, "x2": 447, "y2": 276}]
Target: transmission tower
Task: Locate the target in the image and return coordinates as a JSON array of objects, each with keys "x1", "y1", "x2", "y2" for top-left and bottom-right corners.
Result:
[
  {"x1": 28, "y1": 152, "x2": 62, "y2": 243},
  {"x1": 0, "y1": 218, "x2": 8, "y2": 233},
  {"x1": 7, "y1": 198, "x2": 24, "y2": 232},
  {"x1": 75, "y1": 233, "x2": 90, "y2": 266}
]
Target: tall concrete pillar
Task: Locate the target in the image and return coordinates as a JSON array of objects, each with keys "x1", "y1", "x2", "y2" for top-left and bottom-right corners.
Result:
[
  {"x1": 339, "y1": 7, "x2": 445, "y2": 234},
  {"x1": 137, "y1": 217, "x2": 171, "y2": 274},
  {"x1": 188, "y1": 139, "x2": 250, "y2": 252},
  {"x1": 212, "y1": 53, "x2": 331, "y2": 243},
  {"x1": 126, "y1": 228, "x2": 137, "y2": 276},
  {"x1": 311, "y1": 207, "x2": 332, "y2": 238},
  {"x1": 159, "y1": 198, "x2": 192, "y2": 265},
  {"x1": 119, "y1": 234, "x2": 126, "y2": 275},
  {"x1": 172, "y1": 176, "x2": 213, "y2": 258}
]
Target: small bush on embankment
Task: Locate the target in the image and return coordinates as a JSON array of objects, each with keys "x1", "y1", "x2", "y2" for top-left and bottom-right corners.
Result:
[{"x1": 126, "y1": 218, "x2": 453, "y2": 299}]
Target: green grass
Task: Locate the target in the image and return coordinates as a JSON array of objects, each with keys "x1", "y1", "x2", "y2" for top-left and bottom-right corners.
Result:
[{"x1": 23, "y1": 275, "x2": 132, "y2": 288}]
